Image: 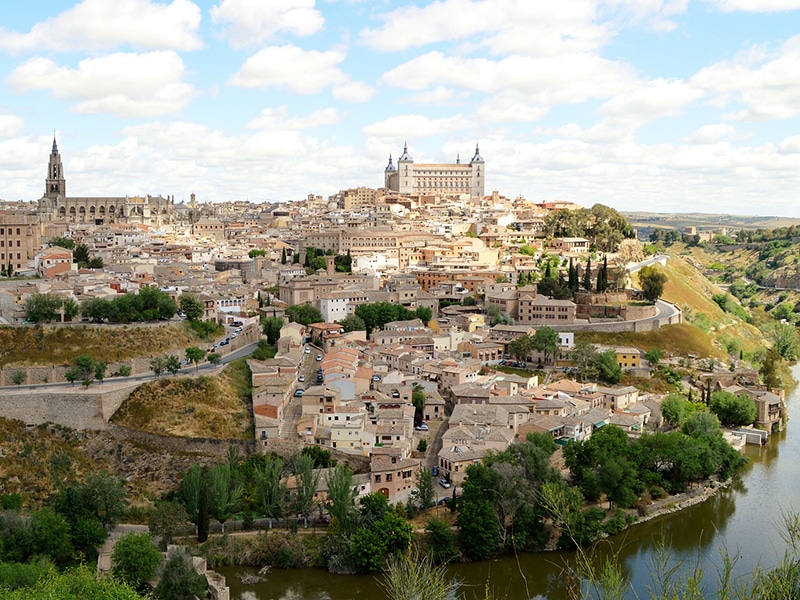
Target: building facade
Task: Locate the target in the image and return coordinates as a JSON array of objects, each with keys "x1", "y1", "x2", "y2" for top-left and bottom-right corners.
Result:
[
  {"x1": 384, "y1": 143, "x2": 485, "y2": 198},
  {"x1": 37, "y1": 137, "x2": 175, "y2": 226}
]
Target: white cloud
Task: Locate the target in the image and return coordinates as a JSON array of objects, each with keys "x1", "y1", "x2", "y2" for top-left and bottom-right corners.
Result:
[
  {"x1": 692, "y1": 35, "x2": 800, "y2": 121},
  {"x1": 7, "y1": 52, "x2": 194, "y2": 118},
  {"x1": 599, "y1": 78, "x2": 701, "y2": 121},
  {"x1": 407, "y1": 87, "x2": 458, "y2": 106},
  {"x1": 229, "y1": 45, "x2": 348, "y2": 93},
  {"x1": 381, "y1": 51, "x2": 637, "y2": 106},
  {"x1": 247, "y1": 106, "x2": 341, "y2": 130},
  {"x1": 0, "y1": 0, "x2": 202, "y2": 53},
  {"x1": 477, "y1": 92, "x2": 549, "y2": 123},
  {"x1": 332, "y1": 81, "x2": 376, "y2": 103},
  {"x1": 362, "y1": 114, "x2": 469, "y2": 141},
  {"x1": 359, "y1": 0, "x2": 612, "y2": 55},
  {"x1": 685, "y1": 123, "x2": 737, "y2": 144},
  {"x1": 704, "y1": 0, "x2": 800, "y2": 11},
  {"x1": 210, "y1": 0, "x2": 324, "y2": 48},
  {"x1": 0, "y1": 115, "x2": 24, "y2": 138}
]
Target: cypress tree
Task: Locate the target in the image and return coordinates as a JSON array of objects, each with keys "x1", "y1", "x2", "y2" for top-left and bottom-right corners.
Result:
[
  {"x1": 583, "y1": 258, "x2": 592, "y2": 291},
  {"x1": 281, "y1": 248, "x2": 287, "y2": 264}
]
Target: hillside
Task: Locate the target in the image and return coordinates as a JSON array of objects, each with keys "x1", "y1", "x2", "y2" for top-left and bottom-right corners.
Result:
[
  {"x1": 0, "y1": 322, "x2": 203, "y2": 367},
  {"x1": 110, "y1": 359, "x2": 253, "y2": 439}
]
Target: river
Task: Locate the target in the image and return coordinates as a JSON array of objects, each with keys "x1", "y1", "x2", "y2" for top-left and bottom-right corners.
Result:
[{"x1": 219, "y1": 364, "x2": 800, "y2": 599}]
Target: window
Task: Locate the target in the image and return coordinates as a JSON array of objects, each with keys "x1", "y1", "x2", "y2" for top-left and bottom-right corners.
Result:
[
  {"x1": 375, "y1": 475, "x2": 381, "y2": 483},
  {"x1": 386, "y1": 474, "x2": 393, "y2": 482}
]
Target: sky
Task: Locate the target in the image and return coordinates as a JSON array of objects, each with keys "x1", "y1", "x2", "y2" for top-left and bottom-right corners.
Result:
[{"x1": 2, "y1": 1, "x2": 800, "y2": 217}]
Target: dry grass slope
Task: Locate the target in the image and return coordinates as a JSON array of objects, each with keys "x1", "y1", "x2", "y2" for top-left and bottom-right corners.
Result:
[
  {"x1": 0, "y1": 322, "x2": 202, "y2": 366},
  {"x1": 111, "y1": 359, "x2": 253, "y2": 440},
  {"x1": 0, "y1": 420, "x2": 101, "y2": 506}
]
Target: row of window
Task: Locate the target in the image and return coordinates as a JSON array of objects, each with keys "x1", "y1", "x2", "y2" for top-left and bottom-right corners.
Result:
[
  {"x1": 0, "y1": 253, "x2": 22, "y2": 261},
  {"x1": 0, "y1": 228, "x2": 21, "y2": 235},
  {"x1": 0, "y1": 241, "x2": 21, "y2": 247}
]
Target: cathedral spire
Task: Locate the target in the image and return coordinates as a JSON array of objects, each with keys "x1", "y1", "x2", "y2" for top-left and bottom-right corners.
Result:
[{"x1": 52, "y1": 134, "x2": 59, "y2": 155}]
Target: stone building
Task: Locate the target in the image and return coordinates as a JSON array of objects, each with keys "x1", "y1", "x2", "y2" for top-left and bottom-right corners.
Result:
[
  {"x1": 37, "y1": 137, "x2": 174, "y2": 226},
  {"x1": 0, "y1": 211, "x2": 42, "y2": 273},
  {"x1": 384, "y1": 143, "x2": 485, "y2": 198}
]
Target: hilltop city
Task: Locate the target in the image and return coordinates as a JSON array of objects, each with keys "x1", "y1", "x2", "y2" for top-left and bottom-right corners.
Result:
[{"x1": 0, "y1": 139, "x2": 786, "y2": 533}]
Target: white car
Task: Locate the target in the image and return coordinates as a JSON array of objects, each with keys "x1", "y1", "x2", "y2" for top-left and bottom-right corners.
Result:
[
  {"x1": 316, "y1": 354, "x2": 323, "y2": 361},
  {"x1": 304, "y1": 347, "x2": 311, "y2": 354}
]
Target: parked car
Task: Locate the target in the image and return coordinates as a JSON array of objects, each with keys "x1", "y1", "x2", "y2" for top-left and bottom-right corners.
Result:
[
  {"x1": 415, "y1": 423, "x2": 429, "y2": 431},
  {"x1": 439, "y1": 478, "x2": 451, "y2": 488},
  {"x1": 432, "y1": 465, "x2": 439, "y2": 476},
  {"x1": 316, "y1": 354, "x2": 323, "y2": 361},
  {"x1": 294, "y1": 389, "x2": 304, "y2": 397},
  {"x1": 372, "y1": 375, "x2": 381, "y2": 382},
  {"x1": 304, "y1": 347, "x2": 311, "y2": 354},
  {"x1": 298, "y1": 375, "x2": 305, "y2": 382},
  {"x1": 391, "y1": 389, "x2": 400, "y2": 398}
]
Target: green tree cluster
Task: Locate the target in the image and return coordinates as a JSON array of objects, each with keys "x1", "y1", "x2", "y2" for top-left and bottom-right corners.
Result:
[
  {"x1": 638, "y1": 265, "x2": 668, "y2": 303},
  {"x1": 354, "y1": 302, "x2": 432, "y2": 333},
  {"x1": 570, "y1": 341, "x2": 622, "y2": 384},
  {"x1": 81, "y1": 287, "x2": 177, "y2": 323},
  {"x1": 285, "y1": 304, "x2": 323, "y2": 326},
  {"x1": 24, "y1": 293, "x2": 81, "y2": 323},
  {"x1": 457, "y1": 433, "x2": 560, "y2": 560}
]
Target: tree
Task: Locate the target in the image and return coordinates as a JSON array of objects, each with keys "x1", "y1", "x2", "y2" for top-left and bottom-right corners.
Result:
[
  {"x1": 281, "y1": 248, "x2": 287, "y2": 264},
  {"x1": 338, "y1": 314, "x2": 366, "y2": 332},
  {"x1": 760, "y1": 348, "x2": 784, "y2": 389},
  {"x1": 424, "y1": 518, "x2": 458, "y2": 565},
  {"x1": 24, "y1": 293, "x2": 64, "y2": 323},
  {"x1": 208, "y1": 463, "x2": 242, "y2": 533},
  {"x1": 639, "y1": 265, "x2": 668, "y2": 303},
  {"x1": 413, "y1": 468, "x2": 435, "y2": 509},
  {"x1": 111, "y1": 532, "x2": 162, "y2": 592},
  {"x1": 49, "y1": 236, "x2": 75, "y2": 250},
  {"x1": 73, "y1": 243, "x2": 91, "y2": 267},
  {"x1": 207, "y1": 352, "x2": 221, "y2": 366},
  {"x1": 302, "y1": 445, "x2": 335, "y2": 468},
  {"x1": 73, "y1": 354, "x2": 96, "y2": 385},
  {"x1": 509, "y1": 334, "x2": 534, "y2": 362},
  {"x1": 771, "y1": 322, "x2": 799, "y2": 361},
  {"x1": 248, "y1": 248, "x2": 267, "y2": 258},
  {"x1": 10, "y1": 370, "x2": 25, "y2": 386},
  {"x1": 661, "y1": 393, "x2": 691, "y2": 426},
  {"x1": 153, "y1": 550, "x2": 207, "y2": 600},
  {"x1": 645, "y1": 348, "x2": 664, "y2": 366},
  {"x1": 94, "y1": 360, "x2": 107, "y2": 384},
  {"x1": 326, "y1": 464, "x2": 358, "y2": 533},
  {"x1": 709, "y1": 391, "x2": 757, "y2": 427},
  {"x1": 148, "y1": 501, "x2": 191, "y2": 551},
  {"x1": 164, "y1": 354, "x2": 181, "y2": 375},
  {"x1": 597, "y1": 255, "x2": 609, "y2": 292},
  {"x1": 532, "y1": 326, "x2": 559, "y2": 365},
  {"x1": 180, "y1": 464, "x2": 210, "y2": 542},
  {"x1": 594, "y1": 349, "x2": 623, "y2": 384},
  {"x1": 583, "y1": 257, "x2": 592, "y2": 291},
  {"x1": 285, "y1": 303, "x2": 323, "y2": 326},
  {"x1": 62, "y1": 297, "x2": 80, "y2": 320},
  {"x1": 65, "y1": 366, "x2": 81, "y2": 386},
  {"x1": 262, "y1": 316, "x2": 284, "y2": 345},
  {"x1": 150, "y1": 356, "x2": 167, "y2": 378},
  {"x1": 291, "y1": 453, "x2": 320, "y2": 528},
  {"x1": 178, "y1": 293, "x2": 203, "y2": 321},
  {"x1": 253, "y1": 455, "x2": 285, "y2": 529},
  {"x1": 184, "y1": 346, "x2": 205, "y2": 370}
]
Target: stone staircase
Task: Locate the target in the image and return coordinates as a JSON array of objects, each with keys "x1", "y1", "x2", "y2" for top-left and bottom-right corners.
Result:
[{"x1": 280, "y1": 400, "x2": 303, "y2": 440}]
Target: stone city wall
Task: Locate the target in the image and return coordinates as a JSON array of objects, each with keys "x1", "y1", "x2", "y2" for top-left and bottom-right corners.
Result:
[{"x1": 0, "y1": 384, "x2": 138, "y2": 430}]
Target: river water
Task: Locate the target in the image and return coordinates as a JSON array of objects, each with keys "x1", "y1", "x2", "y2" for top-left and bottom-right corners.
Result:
[{"x1": 219, "y1": 364, "x2": 800, "y2": 600}]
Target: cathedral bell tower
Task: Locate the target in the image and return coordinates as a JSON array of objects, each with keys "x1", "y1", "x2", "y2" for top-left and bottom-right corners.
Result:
[{"x1": 45, "y1": 136, "x2": 66, "y2": 200}]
